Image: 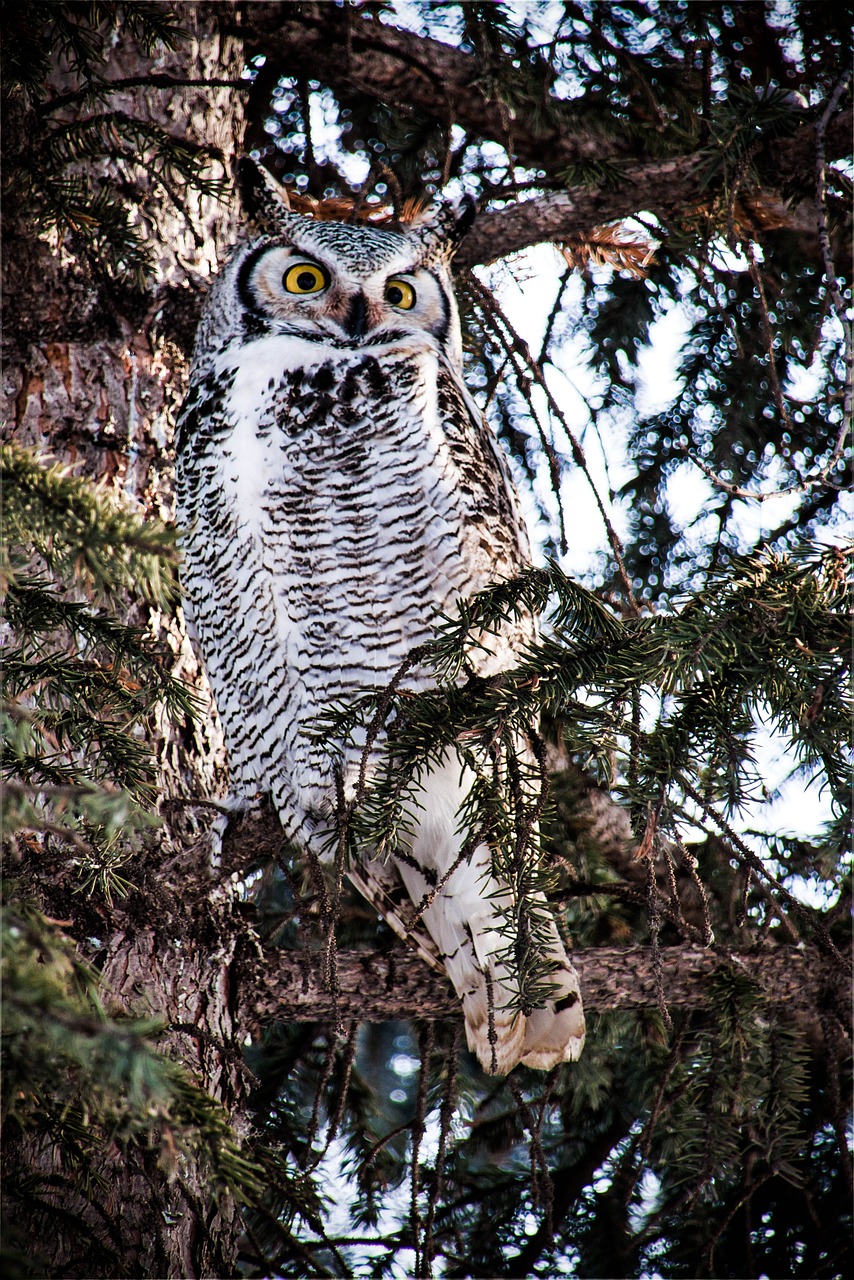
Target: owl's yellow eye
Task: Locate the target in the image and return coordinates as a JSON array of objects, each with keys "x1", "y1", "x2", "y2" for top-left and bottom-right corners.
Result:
[
  {"x1": 385, "y1": 279, "x2": 416, "y2": 310},
  {"x1": 283, "y1": 262, "x2": 327, "y2": 295}
]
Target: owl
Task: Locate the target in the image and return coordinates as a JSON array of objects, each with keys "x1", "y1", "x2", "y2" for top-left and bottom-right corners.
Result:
[{"x1": 176, "y1": 158, "x2": 584, "y2": 1074}]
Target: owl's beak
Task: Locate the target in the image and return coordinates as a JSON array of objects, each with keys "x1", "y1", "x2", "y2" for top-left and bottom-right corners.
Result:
[{"x1": 344, "y1": 292, "x2": 368, "y2": 339}]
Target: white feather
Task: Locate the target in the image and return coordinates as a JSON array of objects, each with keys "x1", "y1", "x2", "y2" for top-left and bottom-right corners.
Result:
[{"x1": 177, "y1": 200, "x2": 585, "y2": 1074}]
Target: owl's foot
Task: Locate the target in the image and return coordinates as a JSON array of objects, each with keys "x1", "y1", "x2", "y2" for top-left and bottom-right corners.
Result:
[{"x1": 518, "y1": 955, "x2": 586, "y2": 1071}]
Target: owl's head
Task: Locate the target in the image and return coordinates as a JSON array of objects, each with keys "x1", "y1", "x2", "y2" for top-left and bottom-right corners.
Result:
[{"x1": 194, "y1": 158, "x2": 476, "y2": 372}]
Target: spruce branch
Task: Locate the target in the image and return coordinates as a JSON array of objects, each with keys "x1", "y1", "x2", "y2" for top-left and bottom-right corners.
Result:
[
  {"x1": 1, "y1": 444, "x2": 179, "y2": 606},
  {"x1": 2, "y1": 447, "x2": 197, "y2": 890},
  {"x1": 1, "y1": 903, "x2": 265, "y2": 1204},
  {"x1": 676, "y1": 776, "x2": 848, "y2": 969}
]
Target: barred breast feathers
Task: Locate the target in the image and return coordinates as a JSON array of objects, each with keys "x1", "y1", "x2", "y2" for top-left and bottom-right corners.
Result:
[{"x1": 176, "y1": 162, "x2": 585, "y2": 1074}]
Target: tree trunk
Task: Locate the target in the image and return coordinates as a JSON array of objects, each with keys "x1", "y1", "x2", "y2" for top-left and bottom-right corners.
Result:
[{"x1": 2, "y1": 8, "x2": 249, "y2": 1275}]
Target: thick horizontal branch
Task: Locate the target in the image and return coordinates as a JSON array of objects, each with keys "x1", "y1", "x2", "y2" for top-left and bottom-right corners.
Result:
[
  {"x1": 456, "y1": 165, "x2": 701, "y2": 267},
  {"x1": 242, "y1": 5, "x2": 628, "y2": 172},
  {"x1": 247, "y1": 944, "x2": 835, "y2": 1023},
  {"x1": 244, "y1": 8, "x2": 850, "y2": 178},
  {"x1": 241, "y1": 6, "x2": 851, "y2": 265}
]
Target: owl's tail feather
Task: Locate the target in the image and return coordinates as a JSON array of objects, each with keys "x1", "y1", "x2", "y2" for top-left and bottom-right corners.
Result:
[
  {"x1": 354, "y1": 850, "x2": 585, "y2": 1074},
  {"x1": 390, "y1": 840, "x2": 585, "y2": 1076},
  {"x1": 351, "y1": 756, "x2": 585, "y2": 1075}
]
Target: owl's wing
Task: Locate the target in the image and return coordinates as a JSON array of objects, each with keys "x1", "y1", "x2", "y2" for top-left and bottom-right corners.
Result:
[
  {"x1": 353, "y1": 371, "x2": 586, "y2": 1074},
  {"x1": 437, "y1": 362, "x2": 533, "y2": 573},
  {"x1": 347, "y1": 857, "x2": 444, "y2": 974},
  {"x1": 175, "y1": 363, "x2": 311, "y2": 832}
]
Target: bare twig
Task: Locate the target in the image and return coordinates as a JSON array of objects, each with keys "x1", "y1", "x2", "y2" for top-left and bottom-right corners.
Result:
[
  {"x1": 674, "y1": 839, "x2": 714, "y2": 948},
  {"x1": 645, "y1": 837, "x2": 673, "y2": 1032},
  {"x1": 320, "y1": 1020, "x2": 358, "y2": 1156},
  {"x1": 304, "y1": 1033, "x2": 339, "y2": 1171},
  {"x1": 744, "y1": 241, "x2": 793, "y2": 434},
  {"x1": 422, "y1": 1023, "x2": 460, "y2": 1273},
  {"x1": 676, "y1": 443, "x2": 846, "y2": 501},
  {"x1": 465, "y1": 271, "x2": 568, "y2": 552},
  {"x1": 411, "y1": 1021, "x2": 435, "y2": 1277},
  {"x1": 507, "y1": 1074, "x2": 554, "y2": 1243},
  {"x1": 677, "y1": 775, "x2": 846, "y2": 967},
  {"x1": 466, "y1": 272, "x2": 640, "y2": 610}
]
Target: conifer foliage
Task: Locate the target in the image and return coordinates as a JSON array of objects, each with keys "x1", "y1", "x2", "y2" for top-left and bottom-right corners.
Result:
[
  {"x1": 1, "y1": 3, "x2": 851, "y2": 1278},
  {"x1": 1, "y1": 447, "x2": 264, "y2": 1277}
]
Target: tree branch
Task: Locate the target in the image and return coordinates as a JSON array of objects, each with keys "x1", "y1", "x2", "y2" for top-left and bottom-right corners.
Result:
[
  {"x1": 245, "y1": 944, "x2": 835, "y2": 1023},
  {"x1": 242, "y1": 7, "x2": 851, "y2": 179},
  {"x1": 241, "y1": 5, "x2": 624, "y2": 171},
  {"x1": 239, "y1": 6, "x2": 852, "y2": 265}
]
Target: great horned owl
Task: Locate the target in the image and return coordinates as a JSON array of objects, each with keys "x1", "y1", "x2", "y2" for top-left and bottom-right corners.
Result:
[{"x1": 176, "y1": 158, "x2": 584, "y2": 1074}]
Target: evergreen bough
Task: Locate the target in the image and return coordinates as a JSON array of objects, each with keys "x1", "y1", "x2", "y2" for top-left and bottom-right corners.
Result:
[{"x1": 0, "y1": 448, "x2": 264, "y2": 1276}]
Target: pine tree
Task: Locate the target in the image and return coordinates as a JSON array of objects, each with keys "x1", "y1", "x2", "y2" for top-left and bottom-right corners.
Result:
[{"x1": 2, "y1": 4, "x2": 850, "y2": 1277}]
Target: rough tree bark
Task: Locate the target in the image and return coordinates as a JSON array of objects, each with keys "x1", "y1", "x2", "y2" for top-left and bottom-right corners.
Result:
[
  {"x1": 2, "y1": 7, "x2": 249, "y2": 1275},
  {"x1": 248, "y1": 945, "x2": 838, "y2": 1022}
]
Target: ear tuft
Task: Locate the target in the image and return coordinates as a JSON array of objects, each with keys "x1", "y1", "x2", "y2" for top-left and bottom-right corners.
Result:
[
  {"x1": 234, "y1": 157, "x2": 292, "y2": 234},
  {"x1": 447, "y1": 193, "x2": 477, "y2": 249},
  {"x1": 411, "y1": 191, "x2": 478, "y2": 259}
]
